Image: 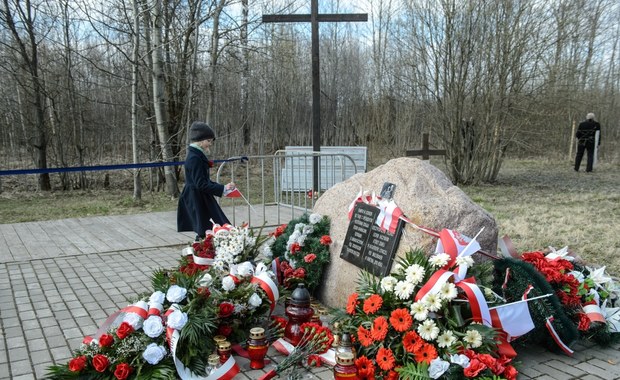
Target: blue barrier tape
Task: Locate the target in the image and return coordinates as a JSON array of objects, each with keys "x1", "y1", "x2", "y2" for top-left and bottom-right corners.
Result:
[{"x1": 0, "y1": 157, "x2": 248, "y2": 176}]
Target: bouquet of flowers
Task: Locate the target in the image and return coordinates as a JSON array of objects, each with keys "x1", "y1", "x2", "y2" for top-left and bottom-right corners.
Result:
[
  {"x1": 47, "y1": 223, "x2": 281, "y2": 379},
  {"x1": 334, "y1": 249, "x2": 519, "y2": 380},
  {"x1": 270, "y1": 213, "x2": 332, "y2": 293}
]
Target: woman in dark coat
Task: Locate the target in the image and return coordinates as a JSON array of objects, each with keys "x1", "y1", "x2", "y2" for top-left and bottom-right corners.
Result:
[{"x1": 177, "y1": 122, "x2": 235, "y2": 240}]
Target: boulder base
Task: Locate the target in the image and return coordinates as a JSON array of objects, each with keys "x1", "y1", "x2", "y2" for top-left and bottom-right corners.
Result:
[{"x1": 313, "y1": 157, "x2": 498, "y2": 308}]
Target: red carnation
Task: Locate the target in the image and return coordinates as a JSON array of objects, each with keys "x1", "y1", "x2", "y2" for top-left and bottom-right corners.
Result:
[
  {"x1": 290, "y1": 242, "x2": 302, "y2": 254},
  {"x1": 304, "y1": 253, "x2": 317, "y2": 263},
  {"x1": 273, "y1": 224, "x2": 287, "y2": 237},
  {"x1": 115, "y1": 322, "x2": 134, "y2": 340},
  {"x1": 92, "y1": 354, "x2": 110, "y2": 373},
  {"x1": 114, "y1": 363, "x2": 133, "y2": 380},
  {"x1": 463, "y1": 358, "x2": 487, "y2": 377},
  {"x1": 320, "y1": 235, "x2": 332, "y2": 245},
  {"x1": 218, "y1": 324, "x2": 233, "y2": 337},
  {"x1": 68, "y1": 356, "x2": 87, "y2": 372}
]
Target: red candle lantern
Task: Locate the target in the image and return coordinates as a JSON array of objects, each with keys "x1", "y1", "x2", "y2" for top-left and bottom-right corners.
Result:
[
  {"x1": 247, "y1": 327, "x2": 268, "y2": 369},
  {"x1": 333, "y1": 352, "x2": 358, "y2": 379},
  {"x1": 284, "y1": 283, "x2": 314, "y2": 346}
]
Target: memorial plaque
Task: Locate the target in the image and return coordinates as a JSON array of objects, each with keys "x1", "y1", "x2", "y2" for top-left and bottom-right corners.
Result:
[
  {"x1": 340, "y1": 202, "x2": 404, "y2": 277},
  {"x1": 380, "y1": 182, "x2": 396, "y2": 200}
]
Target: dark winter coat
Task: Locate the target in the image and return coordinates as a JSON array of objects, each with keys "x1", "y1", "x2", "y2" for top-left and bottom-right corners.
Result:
[
  {"x1": 576, "y1": 119, "x2": 601, "y2": 147},
  {"x1": 177, "y1": 146, "x2": 230, "y2": 237}
]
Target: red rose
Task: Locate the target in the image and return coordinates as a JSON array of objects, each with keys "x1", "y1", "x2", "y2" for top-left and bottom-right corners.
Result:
[
  {"x1": 68, "y1": 356, "x2": 87, "y2": 372},
  {"x1": 320, "y1": 235, "x2": 332, "y2": 245},
  {"x1": 463, "y1": 358, "x2": 487, "y2": 378},
  {"x1": 218, "y1": 324, "x2": 233, "y2": 336},
  {"x1": 577, "y1": 312, "x2": 591, "y2": 331},
  {"x1": 219, "y1": 302, "x2": 234, "y2": 318},
  {"x1": 304, "y1": 253, "x2": 317, "y2": 263},
  {"x1": 98, "y1": 334, "x2": 114, "y2": 348},
  {"x1": 116, "y1": 322, "x2": 134, "y2": 339},
  {"x1": 114, "y1": 363, "x2": 133, "y2": 380},
  {"x1": 92, "y1": 354, "x2": 110, "y2": 372},
  {"x1": 503, "y1": 365, "x2": 519, "y2": 380}
]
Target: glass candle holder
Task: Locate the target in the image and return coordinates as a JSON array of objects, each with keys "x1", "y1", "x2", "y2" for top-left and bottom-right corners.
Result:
[
  {"x1": 217, "y1": 340, "x2": 232, "y2": 364},
  {"x1": 247, "y1": 327, "x2": 269, "y2": 369},
  {"x1": 333, "y1": 352, "x2": 357, "y2": 379}
]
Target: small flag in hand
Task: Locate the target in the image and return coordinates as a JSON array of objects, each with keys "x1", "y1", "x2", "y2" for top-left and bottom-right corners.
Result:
[{"x1": 224, "y1": 188, "x2": 242, "y2": 198}]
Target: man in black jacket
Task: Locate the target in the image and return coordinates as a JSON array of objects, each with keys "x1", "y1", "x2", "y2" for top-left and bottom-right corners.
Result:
[
  {"x1": 177, "y1": 122, "x2": 236, "y2": 240},
  {"x1": 574, "y1": 113, "x2": 601, "y2": 172}
]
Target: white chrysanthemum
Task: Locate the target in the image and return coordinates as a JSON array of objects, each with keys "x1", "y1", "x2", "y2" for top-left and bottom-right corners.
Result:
[
  {"x1": 439, "y1": 282, "x2": 458, "y2": 301},
  {"x1": 302, "y1": 224, "x2": 315, "y2": 236},
  {"x1": 463, "y1": 329, "x2": 483, "y2": 348},
  {"x1": 392, "y1": 263, "x2": 404, "y2": 274},
  {"x1": 308, "y1": 213, "x2": 322, "y2": 224},
  {"x1": 405, "y1": 264, "x2": 425, "y2": 285},
  {"x1": 437, "y1": 330, "x2": 457, "y2": 348},
  {"x1": 410, "y1": 301, "x2": 429, "y2": 321},
  {"x1": 422, "y1": 293, "x2": 442, "y2": 312},
  {"x1": 417, "y1": 319, "x2": 440, "y2": 341},
  {"x1": 428, "y1": 253, "x2": 450, "y2": 267},
  {"x1": 455, "y1": 256, "x2": 474, "y2": 267},
  {"x1": 380, "y1": 276, "x2": 398, "y2": 293},
  {"x1": 394, "y1": 280, "x2": 415, "y2": 300}
]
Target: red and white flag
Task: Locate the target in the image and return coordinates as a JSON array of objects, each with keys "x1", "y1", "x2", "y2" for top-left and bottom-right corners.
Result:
[
  {"x1": 375, "y1": 200, "x2": 404, "y2": 234},
  {"x1": 489, "y1": 300, "x2": 535, "y2": 341},
  {"x1": 224, "y1": 188, "x2": 242, "y2": 198},
  {"x1": 435, "y1": 228, "x2": 481, "y2": 269}
]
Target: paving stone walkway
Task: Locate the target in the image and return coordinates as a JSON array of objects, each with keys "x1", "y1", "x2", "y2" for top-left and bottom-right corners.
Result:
[{"x1": 0, "y1": 211, "x2": 618, "y2": 379}]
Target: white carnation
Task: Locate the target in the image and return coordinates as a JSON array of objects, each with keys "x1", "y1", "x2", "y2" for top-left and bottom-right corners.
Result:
[{"x1": 308, "y1": 213, "x2": 322, "y2": 224}]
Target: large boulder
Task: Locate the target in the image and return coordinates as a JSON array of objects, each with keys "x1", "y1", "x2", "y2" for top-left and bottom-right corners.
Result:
[{"x1": 313, "y1": 157, "x2": 498, "y2": 308}]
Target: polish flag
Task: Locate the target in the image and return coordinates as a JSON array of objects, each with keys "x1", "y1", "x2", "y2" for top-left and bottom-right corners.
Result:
[
  {"x1": 489, "y1": 301, "x2": 535, "y2": 341},
  {"x1": 435, "y1": 228, "x2": 481, "y2": 268},
  {"x1": 375, "y1": 200, "x2": 404, "y2": 234},
  {"x1": 224, "y1": 188, "x2": 242, "y2": 198}
]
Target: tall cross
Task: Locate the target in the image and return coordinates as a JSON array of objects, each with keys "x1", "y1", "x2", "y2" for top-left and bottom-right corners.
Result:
[
  {"x1": 263, "y1": 0, "x2": 367, "y2": 193},
  {"x1": 406, "y1": 133, "x2": 446, "y2": 160}
]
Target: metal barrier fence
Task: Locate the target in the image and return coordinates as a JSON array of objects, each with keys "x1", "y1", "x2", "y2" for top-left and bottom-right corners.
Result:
[{"x1": 215, "y1": 151, "x2": 362, "y2": 228}]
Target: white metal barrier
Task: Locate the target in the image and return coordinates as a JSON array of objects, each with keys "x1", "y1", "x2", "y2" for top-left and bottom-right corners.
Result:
[{"x1": 215, "y1": 151, "x2": 364, "y2": 228}]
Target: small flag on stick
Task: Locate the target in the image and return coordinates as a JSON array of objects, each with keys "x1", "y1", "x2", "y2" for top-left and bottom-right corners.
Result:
[{"x1": 224, "y1": 188, "x2": 258, "y2": 215}]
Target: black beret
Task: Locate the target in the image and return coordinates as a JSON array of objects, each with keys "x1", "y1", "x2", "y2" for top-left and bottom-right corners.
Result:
[{"x1": 189, "y1": 121, "x2": 216, "y2": 142}]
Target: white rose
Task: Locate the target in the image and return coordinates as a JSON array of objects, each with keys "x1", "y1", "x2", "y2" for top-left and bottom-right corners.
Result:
[
  {"x1": 237, "y1": 262, "x2": 254, "y2": 277},
  {"x1": 248, "y1": 293, "x2": 263, "y2": 308},
  {"x1": 143, "y1": 315, "x2": 165, "y2": 338},
  {"x1": 222, "y1": 276, "x2": 236, "y2": 291},
  {"x1": 429, "y1": 358, "x2": 450, "y2": 379},
  {"x1": 123, "y1": 313, "x2": 144, "y2": 330},
  {"x1": 143, "y1": 343, "x2": 167, "y2": 365},
  {"x1": 198, "y1": 273, "x2": 213, "y2": 287},
  {"x1": 149, "y1": 291, "x2": 166, "y2": 305},
  {"x1": 167, "y1": 309, "x2": 188, "y2": 330},
  {"x1": 166, "y1": 285, "x2": 187, "y2": 303}
]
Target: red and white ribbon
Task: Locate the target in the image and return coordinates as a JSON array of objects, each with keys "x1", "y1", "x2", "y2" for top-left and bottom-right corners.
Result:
[
  {"x1": 415, "y1": 269, "x2": 454, "y2": 301},
  {"x1": 544, "y1": 316, "x2": 574, "y2": 356},
  {"x1": 456, "y1": 280, "x2": 492, "y2": 327},
  {"x1": 251, "y1": 272, "x2": 280, "y2": 314},
  {"x1": 272, "y1": 338, "x2": 336, "y2": 367},
  {"x1": 583, "y1": 303, "x2": 606, "y2": 324}
]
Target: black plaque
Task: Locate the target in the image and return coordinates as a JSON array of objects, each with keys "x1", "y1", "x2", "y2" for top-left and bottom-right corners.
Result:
[{"x1": 340, "y1": 202, "x2": 404, "y2": 277}]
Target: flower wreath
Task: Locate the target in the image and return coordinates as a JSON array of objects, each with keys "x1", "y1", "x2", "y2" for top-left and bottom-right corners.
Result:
[{"x1": 269, "y1": 213, "x2": 332, "y2": 294}]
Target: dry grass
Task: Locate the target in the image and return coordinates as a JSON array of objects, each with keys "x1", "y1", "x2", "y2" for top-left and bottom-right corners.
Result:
[
  {"x1": 459, "y1": 159, "x2": 620, "y2": 276},
  {"x1": 1, "y1": 157, "x2": 618, "y2": 275}
]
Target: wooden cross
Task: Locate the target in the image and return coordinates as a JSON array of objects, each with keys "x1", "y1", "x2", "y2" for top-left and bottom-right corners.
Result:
[
  {"x1": 262, "y1": 0, "x2": 367, "y2": 192},
  {"x1": 406, "y1": 133, "x2": 446, "y2": 160}
]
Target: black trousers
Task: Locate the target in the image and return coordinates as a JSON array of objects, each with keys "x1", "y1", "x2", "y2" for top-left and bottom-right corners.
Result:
[{"x1": 574, "y1": 142, "x2": 595, "y2": 172}]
